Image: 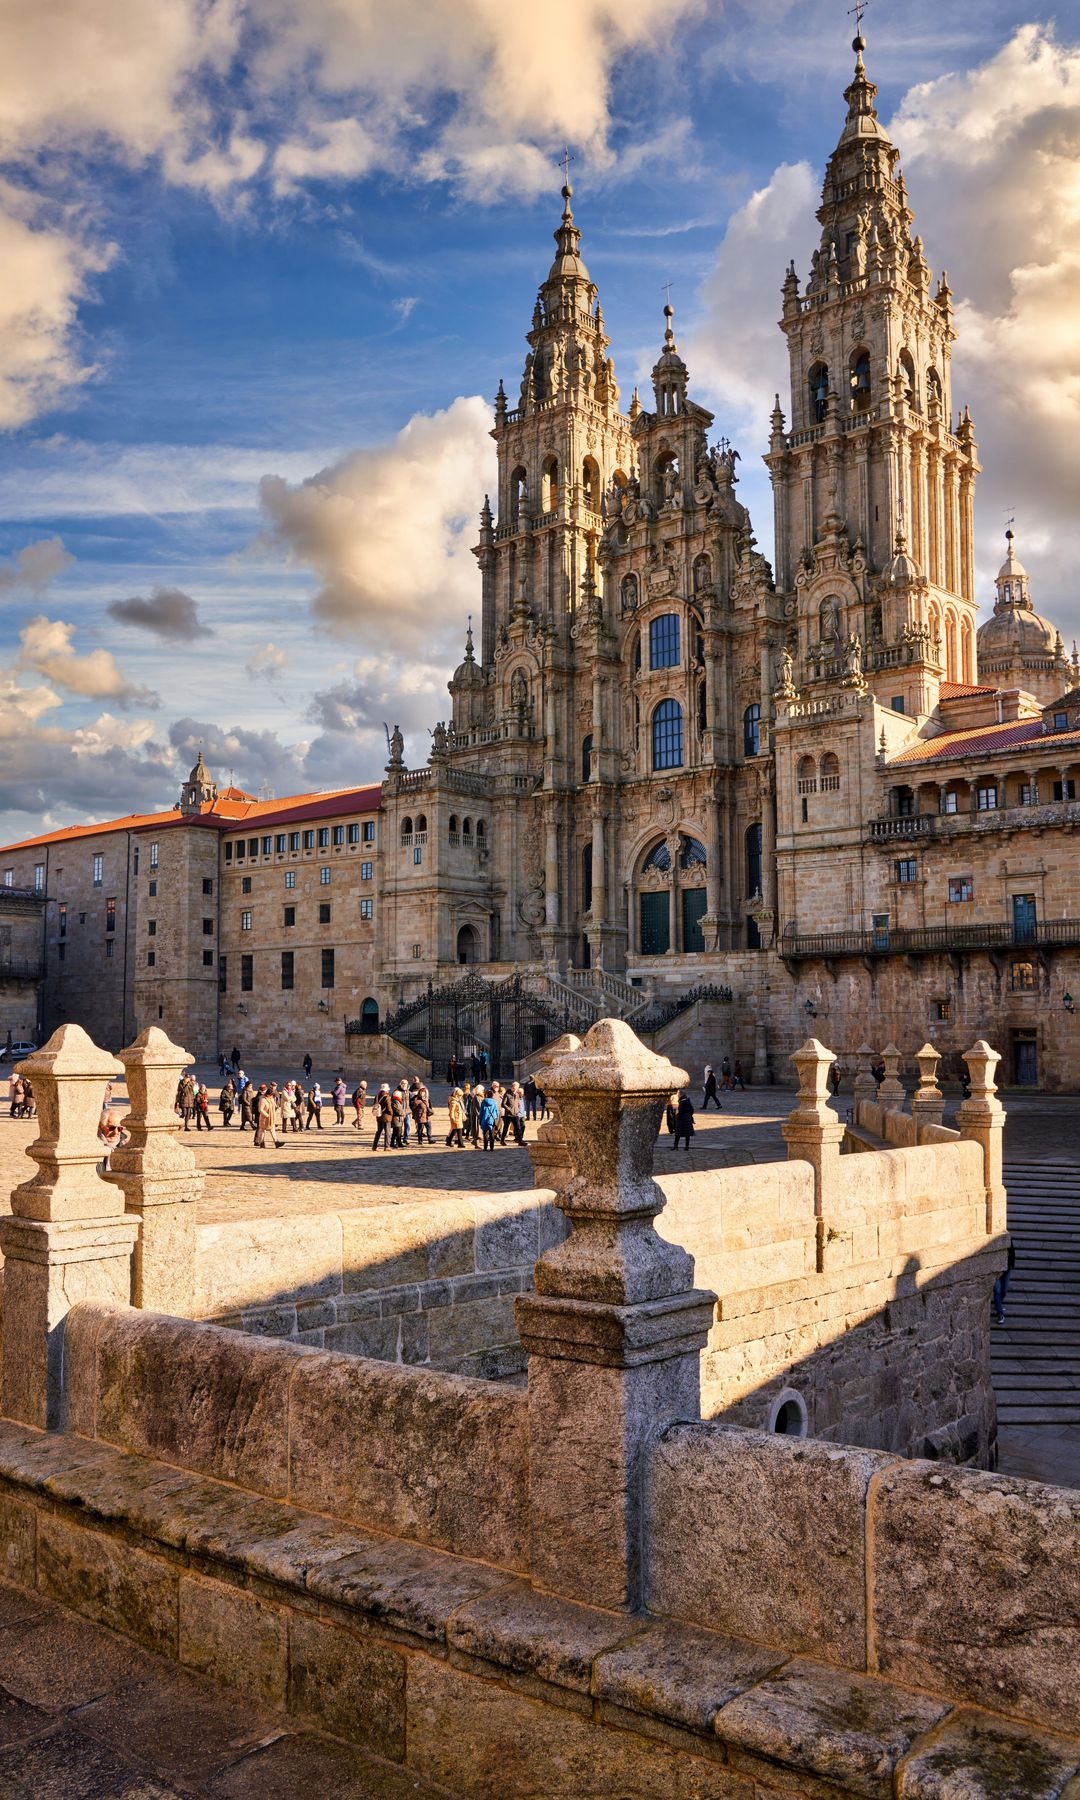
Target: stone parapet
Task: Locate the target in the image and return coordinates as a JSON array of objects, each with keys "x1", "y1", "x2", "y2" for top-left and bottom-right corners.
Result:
[{"x1": 105, "y1": 1025, "x2": 203, "y2": 1314}]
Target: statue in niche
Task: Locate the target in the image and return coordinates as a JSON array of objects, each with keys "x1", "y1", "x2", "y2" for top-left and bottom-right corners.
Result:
[
  {"x1": 662, "y1": 462, "x2": 680, "y2": 506},
  {"x1": 843, "y1": 633, "x2": 864, "y2": 681},
  {"x1": 850, "y1": 217, "x2": 868, "y2": 280},
  {"x1": 819, "y1": 595, "x2": 842, "y2": 646}
]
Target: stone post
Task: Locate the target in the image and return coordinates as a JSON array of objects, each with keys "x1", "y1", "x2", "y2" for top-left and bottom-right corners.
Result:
[
  {"x1": 957, "y1": 1040, "x2": 1006, "y2": 1234},
  {"x1": 911, "y1": 1041, "x2": 946, "y2": 1134},
  {"x1": 781, "y1": 1039, "x2": 844, "y2": 1271},
  {"x1": 852, "y1": 1043, "x2": 877, "y2": 1121},
  {"x1": 515, "y1": 1019, "x2": 716, "y2": 1612},
  {"x1": 878, "y1": 1042, "x2": 906, "y2": 1110},
  {"x1": 0, "y1": 1025, "x2": 137, "y2": 1429},
  {"x1": 525, "y1": 1034, "x2": 581, "y2": 1206},
  {"x1": 105, "y1": 1027, "x2": 203, "y2": 1313}
]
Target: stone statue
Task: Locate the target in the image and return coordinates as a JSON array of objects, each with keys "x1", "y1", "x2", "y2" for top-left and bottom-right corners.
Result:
[
  {"x1": 431, "y1": 720, "x2": 448, "y2": 756},
  {"x1": 844, "y1": 633, "x2": 864, "y2": 681},
  {"x1": 662, "y1": 463, "x2": 680, "y2": 506},
  {"x1": 819, "y1": 596, "x2": 842, "y2": 645},
  {"x1": 389, "y1": 724, "x2": 404, "y2": 766}
]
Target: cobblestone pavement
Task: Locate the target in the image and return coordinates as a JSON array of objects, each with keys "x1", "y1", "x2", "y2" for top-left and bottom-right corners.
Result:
[{"x1": 0, "y1": 1578, "x2": 452, "y2": 1798}]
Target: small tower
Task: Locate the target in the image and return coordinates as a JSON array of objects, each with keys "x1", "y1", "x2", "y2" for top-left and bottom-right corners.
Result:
[
  {"x1": 180, "y1": 752, "x2": 216, "y2": 815},
  {"x1": 976, "y1": 529, "x2": 1073, "y2": 704}
]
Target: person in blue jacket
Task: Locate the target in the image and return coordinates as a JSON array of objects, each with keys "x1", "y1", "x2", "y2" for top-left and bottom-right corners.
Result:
[{"x1": 478, "y1": 1087, "x2": 500, "y2": 1152}]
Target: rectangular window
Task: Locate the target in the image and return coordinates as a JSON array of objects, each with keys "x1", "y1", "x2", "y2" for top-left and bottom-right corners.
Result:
[
  {"x1": 1054, "y1": 711, "x2": 1068, "y2": 730},
  {"x1": 941, "y1": 791, "x2": 958, "y2": 814},
  {"x1": 225, "y1": 842, "x2": 233, "y2": 862},
  {"x1": 202, "y1": 877, "x2": 213, "y2": 895},
  {"x1": 202, "y1": 949, "x2": 214, "y2": 967},
  {"x1": 284, "y1": 870, "x2": 296, "y2": 889},
  {"x1": 146, "y1": 950, "x2": 155, "y2": 967},
  {"x1": 248, "y1": 837, "x2": 259, "y2": 858},
  {"x1": 241, "y1": 953, "x2": 253, "y2": 991},
  {"x1": 332, "y1": 824, "x2": 345, "y2": 846},
  {"x1": 895, "y1": 859, "x2": 918, "y2": 884},
  {"x1": 58, "y1": 942, "x2": 66, "y2": 962},
  {"x1": 414, "y1": 846, "x2": 422, "y2": 865},
  {"x1": 1019, "y1": 783, "x2": 1034, "y2": 806},
  {"x1": 411, "y1": 941, "x2": 421, "y2": 957},
  {"x1": 976, "y1": 785, "x2": 998, "y2": 811},
  {"x1": 303, "y1": 830, "x2": 315, "y2": 850},
  {"x1": 318, "y1": 827, "x2": 330, "y2": 848},
  {"x1": 348, "y1": 823, "x2": 360, "y2": 844},
  {"x1": 361, "y1": 861, "x2": 373, "y2": 881},
  {"x1": 105, "y1": 897, "x2": 116, "y2": 932},
  {"x1": 321, "y1": 948, "x2": 335, "y2": 988},
  {"x1": 319, "y1": 902, "x2": 331, "y2": 924},
  {"x1": 202, "y1": 917, "x2": 213, "y2": 935},
  {"x1": 133, "y1": 847, "x2": 140, "y2": 875},
  {"x1": 219, "y1": 954, "x2": 227, "y2": 993},
  {"x1": 34, "y1": 863, "x2": 44, "y2": 892},
  {"x1": 363, "y1": 821, "x2": 375, "y2": 843},
  {"x1": 649, "y1": 613, "x2": 680, "y2": 670},
  {"x1": 361, "y1": 898, "x2": 374, "y2": 920},
  {"x1": 241, "y1": 876, "x2": 252, "y2": 894},
  {"x1": 281, "y1": 950, "x2": 294, "y2": 990},
  {"x1": 106, "y1": 940, "x2": 114, "y2": 959},
  {"x1": 235, "y1": 840, "x2": 245, "y2": 860},
  {"x1": 319, "y1": 866, "x2": 331, "y2": 885},
  {"x1": 149, "y1": 842, "x2": 158, "y2": 869},
  {"x1": 59, "y1": 903, "x2": 67, "y2": 936},
  {"x1": 148, "y1": 880, "x2": 157, "y2": 898},
  {"x1": 147, "y1": 919, "x2": 156, "y2": 936},
  {"x1": 2, "y1": 869, "x2": 11, "y2": 886},
  {"x1": 948, "y1": 876, "x2": 973, "y2": 904},
  {"x1": 936, "y1": 999, "x2": 951, "y2": 1021},
  {"x1": 1010, "y1": 958, "x2": 1036, "y2": 992},
  {"x1": 92, "y1": 853, "x2": 103, "y2": 886},
  {"x1": 1054, "y1": 779, "x2": 1077, "y2": 802},
  {"x1": 275, "y1": 834, "x2": 286, "y2": 854},
  {"x1": 283, "y1": 905, "x2": 296, "y2": 926},
  {"x1": 240, "y1": 909, "x2": 252, "y2": 931},
  {"x1": 290, "y1": 831, "x2": 300, "y2": 851},
  {"x1": 891, "y1": 696, "x2": 906, "y2": 713},
  {"x1": 262, "y1": 836, "x2": 272, "y2": 856}
]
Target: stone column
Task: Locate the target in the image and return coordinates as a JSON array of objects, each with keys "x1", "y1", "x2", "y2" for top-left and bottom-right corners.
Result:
[
  {"x1": 781, "y1": 1038, "x2": 844, "y2": 1270},
  {"x1": 525, "y1": 1034, "x2": 581, "y2": 1206},
  {"x1": 957, "y1": 1040, "x2": 1006, "y2": 1234},
  {"x1": 911, "y1": 1041, "x2": 946, "y2": 1134},
  {"x1": 852, "y1": 1043, "x2": 877, "y2": 1120},
  {"x1": 515, "y1": 1019, "x2": 716, "y2": 1611},
  {"x1": 105, "y1": 1027, "x2": 203, "y2": 1314},
  {"x1": 0, "y1": 1025, "x2": 138, "y2": 1430},
  {"x1": 543, "y1": 810, "x2": 559, "y2": 929},
  {"x1": 878, "y1": 1042, "x2": 905, "y2": 1110}
]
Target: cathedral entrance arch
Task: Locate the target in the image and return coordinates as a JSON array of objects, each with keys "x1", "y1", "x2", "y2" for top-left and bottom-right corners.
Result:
[
  {"x1": 457, "y1": 924, "x2": 480, "y2": 965},
  {"x1": 635, "y1": 834, "x2": 708, "y2": 957}
]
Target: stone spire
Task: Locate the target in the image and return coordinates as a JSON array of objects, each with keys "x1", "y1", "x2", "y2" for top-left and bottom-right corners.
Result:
[
  {"x1": 652, "y1": 303, "x2": 689, "y2": 417},
  {"x1": 180, "y1": 749, "x2": 216, "y2": 815},
  {"x1": 507, "y1": 181, "x2": 620, "y2": 421},
  {"x1": 993, "y1": 528, "x2": 1032, "y2": 614}
]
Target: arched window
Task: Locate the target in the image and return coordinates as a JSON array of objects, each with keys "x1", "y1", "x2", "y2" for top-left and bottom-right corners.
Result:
[
  {"x1": 642, "y1": 840, "x2": 671, "y2": 873},
  {"x1": 743, "y1": 703, "x2": 760, "y2": 758},
  {"x1": 746, "y1": 822, "x2": 762, "y2": 897},
  {"x1": 649, "y1": 613, "x2": 680, "y2": 670},
  {"x1": 510, "y1": 467, "x2": 527, "y2": 525},
  {"x1": 448, "y1": 814, "x2": 459, "y2": 841},
  {"x1": 621, "y1": 573, "x2": 639, "y2": 613},
  {"x1": 457, "y1": 924, "x2": 479, "y2": 965},
  {"x1": 679, "y1": 836, "x2": 707, "y2": 870},
  {"x1": 581, "y1": 734, "x2": 593, "y2": 783},
  {"x1": 797, "y1": 755, "x2": 817, "y2": 795},
  {"x1": 541, "y1": 455, "x2": 559, "y2": 512},
  {"x1": 581, "y1": 841, "x2": 593, "y2": 913},
  {"x1": 360, "y1": 997, "x2": 380, "y2": 1035},
  {"x1": 820, "y1": 752, "x2": 841, "y2": 791},
  {"x1": 415, "y1": 814, "x2": 427, "y2": 836},
  {"x1": 652, "y1": 699, "x2": 684, "y2": 771},
  {"x1": 654, "y1": 449, "x2": 679, "y2": 503},
  {"x1": 960, "y1": 619, "x2": 974, "y2": 685},
  {"x1": 849, "y1": 348, "x2": 871, "y2": 410},
  {"x1": 400, "y1": 816, "x2": 413, "y2": 844},
  {"x1": 945, "y1": 612, "x2": 958, "y2": 681},
  {"x1": 692, "y1": 553, "x2": 711, "y2": 593},
  {"x1": 582, "y1": 457, "x2": 600, "y2": 512},
  {"x1": 899, "y1": 349, "x2": 917, "y2": 410},
  {"x1": 808, "y1": 361, "x2": 829, "y2": 423},
  {"x1": 476, "y1": 819, "x2": 486, "y2": 842},
  {"x1": 462, "y1": 817, "x2": 473, "y2": 844}
]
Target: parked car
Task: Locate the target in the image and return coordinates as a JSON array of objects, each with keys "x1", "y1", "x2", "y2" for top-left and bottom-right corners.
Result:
[{"x1": 0, "y1": 1042, "x2": 38, "y2": 1062}]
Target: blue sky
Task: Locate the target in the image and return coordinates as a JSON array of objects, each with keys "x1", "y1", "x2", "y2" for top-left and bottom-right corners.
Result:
[{"x1": 0, "y1": 0, "x2": 1076, "y2": 840}]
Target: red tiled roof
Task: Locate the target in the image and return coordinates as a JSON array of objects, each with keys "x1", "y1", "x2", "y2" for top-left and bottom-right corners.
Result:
[
  {"x1": 938, "y1": 682, "x2": 999, "y2": 700},
  {"x1": 0, "y1": 783, "x2": 382, "y2": 855},
  {"x1": 889, "y1": 718, "x2": 1080, "y2": 767}
]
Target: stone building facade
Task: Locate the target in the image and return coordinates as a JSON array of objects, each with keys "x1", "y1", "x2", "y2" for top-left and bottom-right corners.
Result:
[{"x1": 1, "y1": 27, "x2": 1079, "y2": 1085}]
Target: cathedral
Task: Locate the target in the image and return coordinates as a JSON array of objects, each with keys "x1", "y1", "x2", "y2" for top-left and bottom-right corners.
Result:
[{"x1": 3, "y1": 28, "x2": 1080, "y2": 1090}]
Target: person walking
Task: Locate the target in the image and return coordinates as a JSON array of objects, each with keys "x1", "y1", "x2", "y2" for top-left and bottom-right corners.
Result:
[
  {"x1": 306, "y1": 1082, "x2": 323, "y2": 1129},
  {"x1": 447, "y1": 1051, "x2": 459, "y2": 1089},
  {"x1": 280, "y1": 1084, "x2": 296, "y2": 1135},
  {"x1": 352, "y1": 1080, "x2": 368, "y2": 1128},
  {"x1": 673, "y1": 1090, "x2": 696, "y2": 1152},
  {"x1": 446, "y1": 1087, "x2": 465, "y2": 1148},
  {"x1": 478, "y1": 1088, "x2": 499, "y2": 1152},
  {"x1": 412, "y1": 1083, "x2": 432, "y2": 1144},
  {"x1": 732, "y1": 1058, "x2": 745, "y2": 1091},
  {"x1": 10, "y1": 1074, "x2": 24, "y2": 1119},
  {"x1": 510, "y1": 1082, "x2": 526, "y2": 1145},
  {"x1": 332, "y1": 1076, "x2": 347, "y2": 1125},
  {"x1": 195, "y1": 1083, "x2": 214, "y2": 1130},
  {"x1": 219, "y1": 1077, "x2": 235, "y2": 1127},
  {"x1": 390, "y1": 1087, "x2": 406, "y2": 1148},
  {"x1": 523, "y1": 1074, "x2": 538, "y2": 1121},
  {"x1": 479, "y1": 1049, "x2": 489, "y2": 1084},
  {"x1": 303, "y1": 1052, "x2": 313, "y2": 1079},
  {"x1": 231, "y1": 1044, "x2": 241, "y2": 1071},
  {"x1": 499, "y1": 1082, "x2": 518, "y2": 1146},
  {"x1": 254, "y1": 1085, "x2": 283, "y2": 1149},
  {"x1": 702, "y1": 1064, "x2": 720, "y2": 1110},
  {"x1": 372, "y1": 1085, "x2": 393, "y2": 1151},
  {"x1": 400, "y1": 1079, "x2": 412, "y2": 1144},
  {"x1": 719, "y1": 1057, "x2": 733, "y2": 1092},
  {"x1": 994, "y1": 1240, "x2": 1017, "y2": 1323},
  {"x1": 177, "y1": 1072, "x2": 196, "y2": 1131},
  {"x1": 464, "y1": 1082, "x2": 480, "y2": 1147}
]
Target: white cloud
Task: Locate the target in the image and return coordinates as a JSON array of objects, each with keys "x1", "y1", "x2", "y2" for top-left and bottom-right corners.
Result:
[
  {"x1": 272, "y1": 118, "x2": 381, "y2": 196},
  {"x1": 18, "y1": 615, "x2": 159, "y2": 706},
  {"x1": 0, "y1": 534, "x2": 74, "y2": 594},
  {"x1": 0, "y1": 184, "x2": 112, "y2": 430},
  {"x1": 246, "y1": 642, "x2": 286, "y2": 680},
  {"x1": 258, "y1": 394, "x2": 495, "y2": 652},
  {"x1": 69, "y1": 714, "x2": 166, "y2": 759},
  {"x1": 0, "y1": 668, "x2": 64, "y2": 740}
]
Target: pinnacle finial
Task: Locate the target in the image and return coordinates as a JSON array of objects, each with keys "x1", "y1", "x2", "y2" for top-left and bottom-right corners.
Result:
[
  {"x1": 663, "y1": 302, "x2": 676, "y2": 350},
  {"x1": 464, "y1": 614, "x2": 474, "y2": 661}
]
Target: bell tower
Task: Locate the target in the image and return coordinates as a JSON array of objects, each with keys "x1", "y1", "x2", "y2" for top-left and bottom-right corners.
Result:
[{"x1": 765, "y1": 25, "x2": 980, "y2": 706}]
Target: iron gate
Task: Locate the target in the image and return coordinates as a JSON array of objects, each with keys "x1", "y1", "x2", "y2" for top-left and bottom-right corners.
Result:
[{"x1": 378, "y1": 973, "x2": 576, "y2": 1079}]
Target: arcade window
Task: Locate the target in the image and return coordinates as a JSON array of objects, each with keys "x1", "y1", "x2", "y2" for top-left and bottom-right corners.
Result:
[
  {"x1": 976, "y1": 785, "x2": 998, "y2": 811},
  {"x1": 941, "y1": 790, "x2": 959, "y2": 814},
  {"x1": 649, "y1": 613, "x2": 680, "y2": 670},
  {"x1": 948, "y1": 876, "x2": 973, "y2": 903}
]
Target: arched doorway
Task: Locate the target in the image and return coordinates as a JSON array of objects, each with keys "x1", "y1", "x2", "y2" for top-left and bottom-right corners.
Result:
[
  {"x1": 360, "y1": 997, "x2": 380, "y2": 1036},
  {"x1": 457, "y1": 924, "x2": 480, "y2": 965}
]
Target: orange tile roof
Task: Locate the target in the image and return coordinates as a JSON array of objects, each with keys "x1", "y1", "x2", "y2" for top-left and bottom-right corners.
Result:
[
  {"x1": 889, "y1": 718, "x2": 1080, "y2": 767},
  {"x1": 0, "y1": 782, "x2": 383, "y2": 854},
  {"x1": 938, "y1": 681, "x2": 999, "y2": 700}
]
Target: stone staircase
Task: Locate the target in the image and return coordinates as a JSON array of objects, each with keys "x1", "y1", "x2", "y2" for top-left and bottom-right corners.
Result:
[
  {"x1": 565, "y1": 965, "x2": 651, "y2": 1021},
  {"x1": 993, "y1": 1160, "x2": 1080, "y2": 1429}
]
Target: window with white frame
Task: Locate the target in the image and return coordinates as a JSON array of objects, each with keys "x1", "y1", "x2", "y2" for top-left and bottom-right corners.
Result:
[{"x1": 240, "y1": 909, "x2": 252, "y2": 930}]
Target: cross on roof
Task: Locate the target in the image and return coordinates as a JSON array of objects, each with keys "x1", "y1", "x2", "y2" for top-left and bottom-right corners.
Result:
[
  {"x1": 560, "y1": 146, "x2": 575, "y2": 185},
  {"x1": 662, "y1": 281, "x2": 674, "y2": 306},
  {"x1": 847, "y1": 0, "x2": 869, "y2": 33}
]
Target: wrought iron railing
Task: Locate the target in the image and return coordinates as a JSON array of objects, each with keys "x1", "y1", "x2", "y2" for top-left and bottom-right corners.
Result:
[
  {"x1": 633, "y1": 983, "x2": 733, "y2": 1034},
  {"x1": 780, "y1": 919, "x2": 1080, "y2": 960}
]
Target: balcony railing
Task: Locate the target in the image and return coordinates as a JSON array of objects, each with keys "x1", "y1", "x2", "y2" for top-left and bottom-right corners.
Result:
[
  {"x1": 780, "y1": 918, "x2": 1080, "y2": 961},
  {"x1": 0, "y1": 958, "x2": 45, "y2": 982},
  {"x1": 869, "y1": 798, "x2": 1080, "y2": 844}
]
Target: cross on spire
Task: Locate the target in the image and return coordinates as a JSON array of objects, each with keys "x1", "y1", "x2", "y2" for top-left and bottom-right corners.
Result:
[
  {"x1": 661, "y1": 281, "x2": 674, "y2": 306},
  {"x1": 560, "y1": 146, "x2": 575, "y2": 186},
  {"x1": 847, "y1": 0, "x2": 869, "y2": 35}
]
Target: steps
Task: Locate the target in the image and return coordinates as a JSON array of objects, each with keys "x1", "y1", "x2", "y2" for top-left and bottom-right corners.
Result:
[{"x1": 993, "y1": 1162, "x2": 1080, "y2": 1429}]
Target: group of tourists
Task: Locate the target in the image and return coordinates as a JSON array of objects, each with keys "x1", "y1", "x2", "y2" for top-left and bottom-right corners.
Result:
[
  {"x1": 700, "y1": 1057, "x2": 747, "y2": 1109},
  {"x1": 7, "y1": 1074, "x2": 35, "y2": 1119},
  {"x1": 445, "y1": 1079, "x2": 540, "y2": 1150}
]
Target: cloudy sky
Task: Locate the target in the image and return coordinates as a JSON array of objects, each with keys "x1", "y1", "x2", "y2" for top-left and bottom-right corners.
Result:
[{"x1": 0, "y1": 0, "x2": 1076, "y2": 842}]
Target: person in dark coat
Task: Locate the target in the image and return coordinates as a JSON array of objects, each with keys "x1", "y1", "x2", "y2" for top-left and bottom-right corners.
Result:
[
  {"x1": 673, "y1": 1092, "x2": 695, "y2": 1151},
  {"x1": 702, "y1": 1064, "x2": 720, "y2": 1110},
  {"x1": 664, "y1": 1093, "x2": 678, "y2": 1137}
]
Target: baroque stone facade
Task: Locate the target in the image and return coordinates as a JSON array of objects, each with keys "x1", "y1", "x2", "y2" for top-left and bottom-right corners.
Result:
[{"x1": 2, "y1": 29, "x2": 1079, "y2": 1087}]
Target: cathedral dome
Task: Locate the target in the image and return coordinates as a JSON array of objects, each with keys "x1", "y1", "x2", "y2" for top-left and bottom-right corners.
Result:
[
  {"x1": 977, "y1": 605, "x2": 1059, "y2": 662},
  {"x1": 976, "y1": 529, "x2": 1071, "y2": 703}
]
